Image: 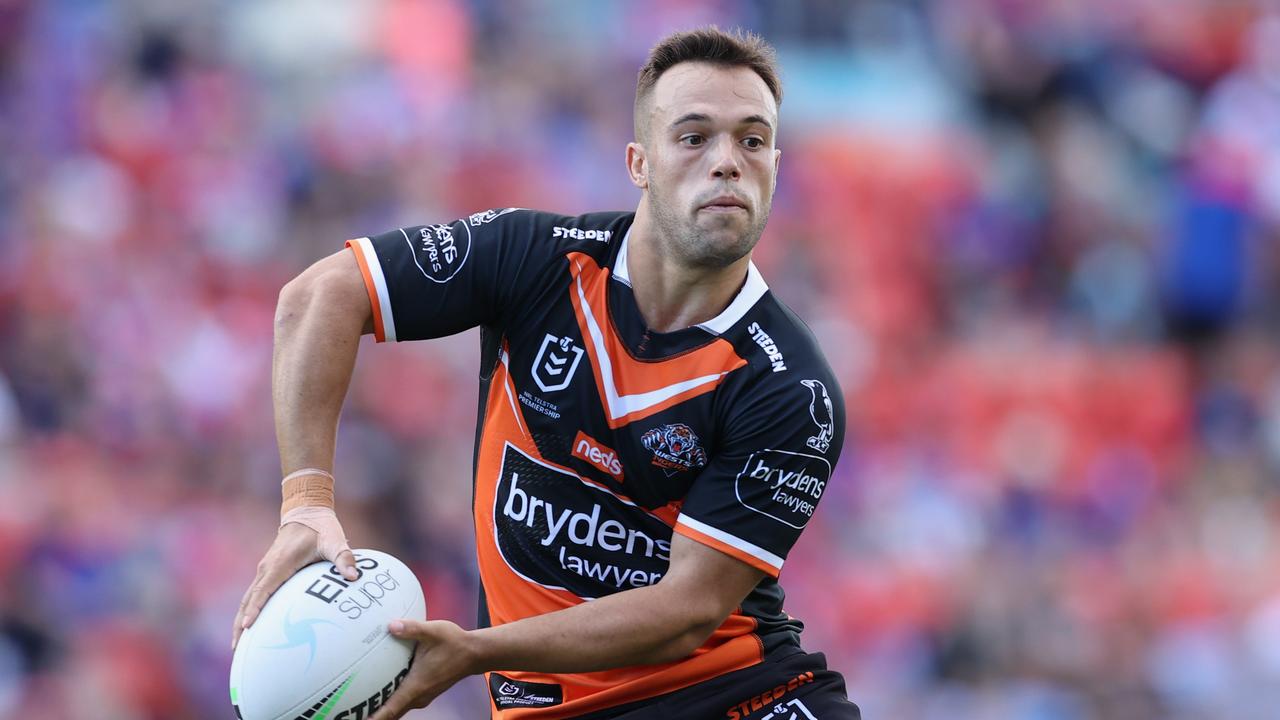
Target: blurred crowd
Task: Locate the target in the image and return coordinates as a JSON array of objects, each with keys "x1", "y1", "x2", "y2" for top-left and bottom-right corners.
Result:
[{"x1": 2, "y1": 0, "x2": 1279, "y2": 718}]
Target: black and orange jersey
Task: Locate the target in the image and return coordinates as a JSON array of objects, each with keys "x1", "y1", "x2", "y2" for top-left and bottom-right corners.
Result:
[{"x1": 346, "y1": 209, "x2": 845, "y2": 719}]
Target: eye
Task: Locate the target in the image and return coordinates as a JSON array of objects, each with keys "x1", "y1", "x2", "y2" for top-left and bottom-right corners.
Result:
[
  {"x1": 680, "y1": 134, "x2": 705, "y2": 146},
  {"x1": 742, "y1": 136, "x2": 765, "y2": 149}
]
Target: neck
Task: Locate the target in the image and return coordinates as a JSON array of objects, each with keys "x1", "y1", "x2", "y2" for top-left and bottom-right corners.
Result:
[{"x1": 626, "y1": 204, "x2": 750, "y2": 333}]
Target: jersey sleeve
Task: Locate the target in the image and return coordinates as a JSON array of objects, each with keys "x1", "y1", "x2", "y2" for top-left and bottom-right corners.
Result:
[
  {"x1": 673, "y1": 374, "x2": 844, "y2": 578},
  {"x1": 344, "y1": 208, "x2": 540, "y2": 342}
]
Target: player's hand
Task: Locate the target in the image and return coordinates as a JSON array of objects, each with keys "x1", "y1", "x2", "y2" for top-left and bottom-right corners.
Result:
[
  {"x1": 231, "y1": 520, "x2": 358, "y2": 649},
  {"x1": 368, "y1": 619, "x2": 479, "y2": 720}
]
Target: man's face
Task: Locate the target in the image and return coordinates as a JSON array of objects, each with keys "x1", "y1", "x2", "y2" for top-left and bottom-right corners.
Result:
[{"x1": 633, "y1": 62, "x2": 781, "y2": 269}]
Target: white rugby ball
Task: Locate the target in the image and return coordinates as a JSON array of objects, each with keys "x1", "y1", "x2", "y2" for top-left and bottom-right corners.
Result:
[{"x1": 230, "y1": 549, "x2": 425, "y2": 720}]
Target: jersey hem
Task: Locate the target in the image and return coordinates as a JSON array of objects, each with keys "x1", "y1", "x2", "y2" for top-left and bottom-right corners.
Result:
[
  {"x1": 674, "y1": 515, "x2": 783, "y2": 577},
  {"x1": 345, "y1": 238, "x2": 396, "y2": 342}
]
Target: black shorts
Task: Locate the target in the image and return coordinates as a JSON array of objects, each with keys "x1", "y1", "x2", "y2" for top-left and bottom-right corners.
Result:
[{"x1": 575, "y1": 650, "x2": 861, "y2": 720}]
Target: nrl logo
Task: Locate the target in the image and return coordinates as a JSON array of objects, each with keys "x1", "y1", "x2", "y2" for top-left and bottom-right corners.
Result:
[
  {"x1": 532, "y1": 333, "x2": 584, "y2": 393},
  {"x1": 497, "y1": 682, "x2": 524, "y2": 698},
  {"x1": 641, "y1": 423, "x2": 707, "y2": 475}
]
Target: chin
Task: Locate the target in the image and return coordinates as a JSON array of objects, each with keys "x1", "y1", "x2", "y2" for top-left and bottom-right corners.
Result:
[
  {"x1": 694, "y1": 212, "x2": 748, "y2": 237},
  {"x1": 685, "y1": 228, "x2": 756, "y2": 269}
]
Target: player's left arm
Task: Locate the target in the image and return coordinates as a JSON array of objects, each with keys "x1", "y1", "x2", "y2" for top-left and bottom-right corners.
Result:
[{"x1": 368, "y1": 533, "x2": 765, "y2": 719}]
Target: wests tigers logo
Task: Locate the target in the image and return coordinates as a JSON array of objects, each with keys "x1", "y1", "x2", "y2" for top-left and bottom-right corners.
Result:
[{"x1": 641, "y1": 423, "x2": 707, "y2": 475}]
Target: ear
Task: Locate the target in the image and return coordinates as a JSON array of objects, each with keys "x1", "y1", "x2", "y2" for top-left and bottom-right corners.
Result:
[
  {"x1": 773, "y1": 147, "x2": 781, "y2": 185},
  {"x1": 626, "y1": 142, "x2": 649, "y2": 190}
]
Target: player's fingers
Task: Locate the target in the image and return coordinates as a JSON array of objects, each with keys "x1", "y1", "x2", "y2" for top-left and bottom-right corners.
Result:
[
  {"x1": 231, "y1": 563, "x2": 268, "y2": 648},
  {"x1": 387, "y1": 619, "x2": 430, "y2": 639},
  {"x1": 240, "y1": 558, "x2": 295, "y2": 630},
  {"x1": 368, "y1": 681, "x2": 433, "y2": 720},
  {"x1": 367, "y1": 685, "x2": 412, "y2": 720},
  {"x1": 334, "y1": 547, "x2": 359, "y2": 581},
  {"x1": 233, "y1": 583, "x2": 253, "y2": 632},
  {"x1": 231, "y1": 590, "x2": 252, "y2": 648}
]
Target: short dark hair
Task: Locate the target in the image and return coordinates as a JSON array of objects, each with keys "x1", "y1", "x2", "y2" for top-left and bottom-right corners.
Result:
[{"x1": 634, "y1": 27, "x2": 782, "y2": 140}]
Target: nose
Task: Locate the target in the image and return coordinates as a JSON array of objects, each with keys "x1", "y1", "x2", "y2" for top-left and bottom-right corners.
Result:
[{"x1": 709, "y1": 137, "x2": 741, "y2": 180}]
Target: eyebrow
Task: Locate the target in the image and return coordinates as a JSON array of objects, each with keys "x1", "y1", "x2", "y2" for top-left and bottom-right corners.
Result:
[{"x1": 670, "y1": 112, "x2": 774, "y2": 132}]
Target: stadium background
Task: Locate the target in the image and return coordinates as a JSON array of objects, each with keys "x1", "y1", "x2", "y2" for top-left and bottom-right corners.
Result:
[{"x1": 2, "y1": 0, "x2": 1279, "y2": 718}]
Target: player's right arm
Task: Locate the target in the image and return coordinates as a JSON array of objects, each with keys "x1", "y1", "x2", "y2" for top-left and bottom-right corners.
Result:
[
  {"x1": 231, "y1": 249, "x2": 371, "y2": 649},
  {"x1": 272, "y1": 250, "x2": 372, "y2": 479},
  {"x1": 232, "y1": 209, "x2": 569, "y2": 649}
]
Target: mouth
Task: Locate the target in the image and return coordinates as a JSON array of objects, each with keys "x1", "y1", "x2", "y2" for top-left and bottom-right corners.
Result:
[{"x1": 698, "y1": 196, "x2": 749, "y2": 213}]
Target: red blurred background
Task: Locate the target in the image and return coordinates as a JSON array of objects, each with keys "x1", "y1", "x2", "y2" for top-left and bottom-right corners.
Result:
[{"x1": 2, "y1": 1, "x2": 1279, "y2": 718}]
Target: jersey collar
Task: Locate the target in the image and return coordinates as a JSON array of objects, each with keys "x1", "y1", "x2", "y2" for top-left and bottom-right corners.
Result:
[{"x1": 611, "y1": 224, "x2": 770, "y2": 336}]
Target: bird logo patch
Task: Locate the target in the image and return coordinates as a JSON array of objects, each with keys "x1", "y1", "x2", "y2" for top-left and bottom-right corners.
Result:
[{"x1": 800, "y1": 379, "x2": 833, "y2": 453}]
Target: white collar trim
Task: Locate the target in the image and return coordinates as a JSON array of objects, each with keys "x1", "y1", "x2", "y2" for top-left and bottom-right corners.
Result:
[{"x1": 611, "y1": 225, "x2": 769, "y2": 336}]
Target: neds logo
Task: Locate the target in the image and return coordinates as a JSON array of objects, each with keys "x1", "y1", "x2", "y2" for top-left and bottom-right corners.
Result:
[{"x1": 571, "y1": 431, "x2": 624, "y2": 480}]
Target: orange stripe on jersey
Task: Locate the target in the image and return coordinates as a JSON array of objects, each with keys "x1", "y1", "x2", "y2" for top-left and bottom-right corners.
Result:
[
  {"x1": 650, "y1": 500, "x2": 683, "y2": 527},
  {"x1": 673, "y1": 522, "x2": 781, "y2": 578},
  {"x1": 565, "y1": 252, "x2": 748, "y2": 429},
  {"x1": 475, "y1": 347, "x2": 584, "y2": 621},
  {"x1": 345, "y1": 241, "x2": 386, "y2": 343}
]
